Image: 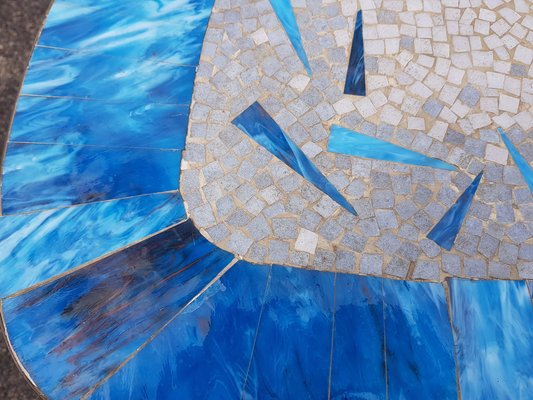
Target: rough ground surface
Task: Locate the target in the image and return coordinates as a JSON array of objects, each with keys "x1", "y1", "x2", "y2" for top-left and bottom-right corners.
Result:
[{"x1": 0, "y1": 0, "x2": 51, "y2": 398}]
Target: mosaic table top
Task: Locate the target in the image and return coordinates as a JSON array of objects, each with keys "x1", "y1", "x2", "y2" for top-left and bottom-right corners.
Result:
[{"x1": 0, "y1": 0, "x2": 532, "y2": 398}]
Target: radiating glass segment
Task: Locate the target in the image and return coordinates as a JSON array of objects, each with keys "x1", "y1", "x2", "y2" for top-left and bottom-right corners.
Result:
[
  {"x1": 233, "y1": 102, "x2": 357, "y2": 215},
  {"x1": 90, "y1": 262, "x2": 270, "y2": 400},
  {"x1": 449, "y1": 279, "x2": 533, "y2": 399},
  {"x1": 268, "y1": 0, "x2": 311, "y2": 75},
  {"x1": 0, "y1": 192, "x2": 186, "y2": 297},
  {"x1": 344, "y1": 10, "x2": 366, "y2": 96},
  {"x1": 2, "y1": 143, "x2": 181, "y2": 214},
  {"x1": 3, "y1": 220, "x2": 234, "y2": 399},
  {"x1": 328, "y1": 125, "x2": 456, "y2": 171},
  {"x1": 427, "y1": 172, "x2": 483, "y2": 250},
  {"x1": 383, "y1": 279, "x2": 458, "y2": 399},
  {"x1": 498, "y1": 127, "x2": 533, "y2": 192}
]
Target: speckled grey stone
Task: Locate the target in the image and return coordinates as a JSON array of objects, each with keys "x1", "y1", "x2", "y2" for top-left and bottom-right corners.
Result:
[
  {"x1": 464, "y1": 258, "x2": 487, "y2": 278},
  {"x1": 336, "y1": 251, "x2": 356, "y2": 272},
  {"x1": 413, "y1": 260, "x2": 439, "y2": 280},
  {"x1": 272, "y1": 218, "x2": 298, "y2": 239},
  {"x1": 269, "y1": 240, "x2": 289, "y2": 263},
  {"x1": 385, "y1": 256, "x2": 410, "y2": 278}
]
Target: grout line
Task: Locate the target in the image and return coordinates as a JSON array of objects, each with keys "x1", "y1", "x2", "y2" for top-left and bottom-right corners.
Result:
[
  {"x1": 382, "y1": 278, "x2": 389, "y2": 400},
  {"x1": 3, "y1": 219, "x2": 188, "y2": 300},
  {"x1": 327, "y1": 272, "x2": 337, "y2": 400},
  {"x1": 240, "y1": 264, "x2": 273, "y2": 400},
  {"x1": 81, "y1": 257, "x2": 239, "y2": 400},
  {"x1": 443, "y1": 279, "x2": 463, "y2": 400},
  {"x1": 18, "y1": 93, "x2": 192, "y2": 106},
  {"x1": 1, "y1": 189, "x2": 180, "y2": 217}
]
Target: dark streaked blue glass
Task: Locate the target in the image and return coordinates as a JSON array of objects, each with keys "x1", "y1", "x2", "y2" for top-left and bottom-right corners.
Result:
[
  {"x1": 268, "y1": 0, "x2": 311, "y2": 75},
  {"x1": 427, "y1": 172, "x2": 483, "y2": 250},
  {"x1": 328, "y1": 125, "x2": 457, "y2": 171},
  {"x1": 528, "y1": 281, "x2": 533, "y2": 299},
  {"x1": 344, "y1": 10, "x2": 366, "y2": 96},
  {"x1": 383, "y1": 279, "x2": 458, "y2": 400},
  {"x1": 11, "y1": 96, "x2": 190, "y2": 149},
  {"x1": 242, "y1": 266, "x2": 334, "y2": 399},
  {"x1": 233, "y1": 103, "x2": 356, "y2": 215},
  {"x1": 21, "y1": 46, "x2": 195, "y2": 104},
  {"x1": 2, "y1": 143, "x2": 181, "y2": 214},
  {"x1": 449, "y1": 279, "x2": 533, "y2": 399},
  {"x1": 0, "y1": 192, "x2": 186, "y2": 297},
  {"x1": 3, "y1": 220, "x2": 234, "y2": 400},
  {"x1": 331, "y1": 274, "x2": 386, "y2": 399},
  {"x1": 91, "y1": 261, "x2": 270, "y2": 400},
  {"x1": 498, "y1": 127, "x2": 533, "y2": 192},
  {"x1": 38, "y1": 0, "x2": 214, "y2": 66}
]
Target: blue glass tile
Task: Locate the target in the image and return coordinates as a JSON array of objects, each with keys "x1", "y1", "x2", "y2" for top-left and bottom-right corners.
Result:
[
  {"x1": 90, "y1": 261, "x2": 270, "y2": 400},
  {"x1": 528, "y1": 280, "x2": 533, "y2": 299},
  {"x1": 10, "y1": 96, "x2": 189, "y2": 149},
  {"x1": 21, "y1": 46, "x2": 195, "y2": 104},
  {"x1": 242, "y1": 266, "x2": 334, "y2": 399},
  {"x1": 344, "y1": 10, "x2": 366, "y2": 96},
  {"x1": 268, "y1": 0, "x2": 311, "y2": 75},
  {"x1": 328, "y1": 125, "x2": 456, "y2": 171},
  {"x1": 0, "y1": 192, "x2": 185, "y2": 297},
  {"x1": 449, "y1": 279, "x2": 533, "y2": 399},
  {"x1": 39, "y1": 0, "x2": 214, "y2": 66},
  {"x1": 498, "y1": 127, "x2": 533, "y2": 192},
  {"x1": 427, "y1": 172, "x2": 483, "y2": 250},
  {"x1": 2, "y1": 143, "x2": 181, "y2": 214},
  {"x1": 331, "y1": 274, "x2": 386, "y2": 399},
  {"x1": 233, "y1": 102, "x2": 356, "y2": 215},
  {"x1": 383, "y1": 279, "x2": 457, "y2": 400},
  {"x1": 2, "y1": 220, "x2": 234, "y2": 400}
]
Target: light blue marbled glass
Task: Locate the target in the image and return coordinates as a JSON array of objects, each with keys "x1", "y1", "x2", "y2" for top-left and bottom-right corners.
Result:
[
  {"x1": 233, "y1": 102, "x2": 357, "y2": 215},
  {"x1": 498, "y1": 127, "x2": 533, "y2": 192},
  {"x1": 427, "y1": 172, "x2": 483, "y2": 250},
  {"x1": 383, "y1": 279, "x2": 458, "y2": 399},
  {"x1": 2, "y1": 143, "x2": 181, "y2": 214},
  {"x1": 21, "y1": 46, "x2": 196, "y2": 104},
  {"x1": 331, "y1": 274, "x2": 386, "y2": 399},
  {"x1": 91, "y1": 262, "x2": 271, "y2": 400},
  {"x1": 10, "y1": 96, "x2": 190, "y2": 149},
  {"x1": 39, "y1": 0, "x2": 214, "y2": 65},
  {"x1": 0, "y1": 192, "x2": 185, "y2": 297},
  {"x1": 344, "y1": 10, "x2": 366, "y2": 96},
  {"x1": 3, "y1": 220, "x2": 235, "y2": 400},
  {"x1": 268, "y1": 0, "x2": 311, "y2": 75},
  {"x1": 242, "y1": 265, "x2": 334, "y2": 399},
  {"x1": 449, "y1": 279, "x2": 533, "y2": 399},
  {"x1": 328, "y1": 125, "x2": 457, "y2": 171}
]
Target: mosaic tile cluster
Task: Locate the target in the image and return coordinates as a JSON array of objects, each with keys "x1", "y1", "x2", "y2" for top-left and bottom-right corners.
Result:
[{"x1": 182, "y1": 0, "x2": 533, "y2": 281}]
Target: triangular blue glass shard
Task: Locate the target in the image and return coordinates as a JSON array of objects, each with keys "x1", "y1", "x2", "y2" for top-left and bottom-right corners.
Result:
[
  {"x1": 328, "y1": 125, "x2": 457, "y2": 171},
  {"x1": 269, "y1": 0, "x2": 312, "y2": 75},
  {"x1": 344, "y1": 10, "x2": 366, "y2": 96},
  {"x1": 427, "y1": 172, "x2": 483, "y2": 250},
  {"x1": 232, "y1": 102, "x2": 356, "y2": 215},
  {"x1": 498, "y1": 127, "x2": 533, "y2": 192}
]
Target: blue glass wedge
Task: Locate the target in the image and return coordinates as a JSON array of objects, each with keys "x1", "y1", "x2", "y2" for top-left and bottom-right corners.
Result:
[
  {"x1": 233, "y1": 102, "x2": 357, "y2": 215},
  {"x1": 383, "y1": 279, "x2": 458, "y2": 399},
  {"x1": 427, "y1": 172, "x2": 483, "y2": 250},
  {"x1": 11, "y1": 96, "x2": 190, "y2": 149},
  {"x1": 330, "y1": 274, "x2": 386, "y2": 399},
  {"x1": 38, "y1": 0, "x2": 214, "y2": 66},
  {"x1": 2, "y1": 220, "x2": 234, "y2": 400},
  {"x1": 328, "y1": 125, "x2": 456, "y2": 171},
  {"x1": 344, "y1": 10, "x2": 366, "y2": 96},
  {"x1": 449, "y1": 279, "x2": 533, "y2": 399},
  {"x1": 242, "y1": 266, "x2": 334, "y2": 399},
  {"x1": 21, "y1": 46, "x2": 196, "y2": 104},
  {"x1": 498, "y1": 127, "x2": 533, "y2": 192},
  {"x1": 268, "y1": 0, "x2": 311, "y2": 75},
  {"x1": 0, "y1": 192, "x2": 186, "y2": 297},
  {"x1": 90, "y1": 262, "x2": 271, "y2": 400},
  {"x1": 528, "y1": 280, "x2": 533, "y2": 299},
  {"x1": 2, "y1": 143, "x2": 181, "y2": 214}
]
